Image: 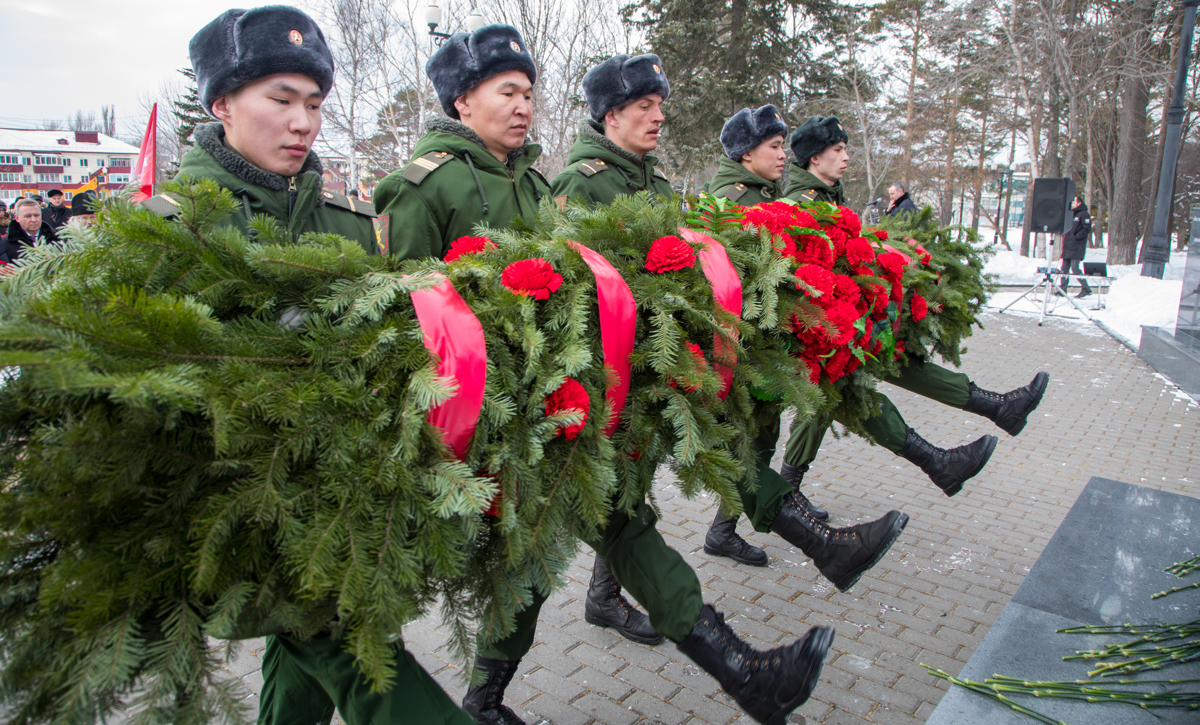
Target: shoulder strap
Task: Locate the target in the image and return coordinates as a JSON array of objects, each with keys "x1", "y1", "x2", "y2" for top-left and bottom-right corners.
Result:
[
  {"x1": 723, "y1": 183, "x2": 748, "y2": 202},
  {"x1": 140, "y1": 194, "x2": 181, "y2": 218},
  {"x1": 799, "y1": 188, "x2": 818, "y2": 202},
  {"x1": 575, "y1": 158, "x2": 611, "y2": 178},
  {"x1": 321, "y1": 190, "x2": 376, "y2": 217},
  {"x1": 400, "y1": 151, "x2": 456, "y2": 186},
  {"x1": 527, "y1": 167, "x2": 551, "y2": 190},
  {"x1": 652, "y1": 166, "x2": 670, "y2": 181}
]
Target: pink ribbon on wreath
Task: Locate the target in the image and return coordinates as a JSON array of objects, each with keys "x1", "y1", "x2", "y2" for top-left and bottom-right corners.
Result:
[
  {"x1": 409, "y1": 273, "x2": 488, "y2": 459},
  {"x1": 680, "y1": 228, "x2": 742, "y2": 400},
  {"x1": 569, "y1": 241, "x2": 636, "y2": 437}
]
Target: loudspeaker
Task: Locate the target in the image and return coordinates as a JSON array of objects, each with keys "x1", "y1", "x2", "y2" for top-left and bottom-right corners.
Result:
[{"x1": 1030, "y1": 177, "x2": 1076, "y2": 234}]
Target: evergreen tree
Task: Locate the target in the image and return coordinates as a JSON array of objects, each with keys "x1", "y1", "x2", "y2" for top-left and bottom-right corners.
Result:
[{"x1": 172, "y1": 67, "x2": 209, "y2": 150}]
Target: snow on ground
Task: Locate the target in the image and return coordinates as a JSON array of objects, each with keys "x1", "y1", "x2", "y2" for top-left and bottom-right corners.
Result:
[{"x1": 977, "y1": 234, "x2": 1188, "y2": 349}]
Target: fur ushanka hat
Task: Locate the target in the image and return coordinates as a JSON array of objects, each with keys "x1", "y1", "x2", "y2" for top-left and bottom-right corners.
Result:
[
  {"x1": 721, "y1": 105, "x2": 789, "y2": 161},
  {"x1": 426, "y1": 25, "x2": 537, "y2": 119},
  {"x1": 190, "y1": 6, "x2": 336, "y2": 118},
  {"x1": 790, "y1": 116, "x2": 849, "y2": 167},
  {"x1": 583, "y1": 54, "x2": 671, "y2": 121}
]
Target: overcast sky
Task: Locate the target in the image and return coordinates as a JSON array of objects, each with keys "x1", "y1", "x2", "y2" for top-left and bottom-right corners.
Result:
[{"x1": 0, "y1": 0, "x2": 247, "y2": 135}]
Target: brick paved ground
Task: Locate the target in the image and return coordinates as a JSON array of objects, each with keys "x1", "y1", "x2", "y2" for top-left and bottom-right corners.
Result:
[{"x1": 211, "y1": 310, "x2": 1199, "y2": 724}]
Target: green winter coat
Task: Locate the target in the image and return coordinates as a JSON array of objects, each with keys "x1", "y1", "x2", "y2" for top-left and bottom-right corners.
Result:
[
  {"x1": 372, "y1": 118, "x2": 549, "y2": 261},
  {"x1": 708, "y1": 156, "x2": 782, "y2": 207},
  {"x1": 551, "y1": 119, "x2": 673, "y2": 207},
  {"x1": 168, "y1": 123, "x2": 376, "y2": 253},
  {"x1": 782, "y1": 165, "x2": 846, "y2": 206}
]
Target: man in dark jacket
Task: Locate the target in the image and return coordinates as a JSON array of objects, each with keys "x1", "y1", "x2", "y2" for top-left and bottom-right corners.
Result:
[
  {"x1": 1060, "y1": 196, "x2": 1092, "y2": 298},
  {"x1": 42, "y1": 189, "x2": 71, "y2": 231},
  {"x1": 885, "y1": 181, "x2": 918, "y2": 217},
  {"x1": 5, "y1": 198, "x2": 59, "y2": 262}
]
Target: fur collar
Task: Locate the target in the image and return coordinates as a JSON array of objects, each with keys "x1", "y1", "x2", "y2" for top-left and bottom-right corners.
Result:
[
  {"x1": 193, "y1": 122, "x2": 323, "y2": 191},
  {"x1": 426, "y1": 116, "x2": 529, "y2": 168},
  {"x1": 580, "y1": 119, "x2": 650, "y2": 167}
]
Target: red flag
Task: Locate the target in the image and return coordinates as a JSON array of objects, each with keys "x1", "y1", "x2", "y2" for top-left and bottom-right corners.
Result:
[{"x1": 133, "y1": 104, "x2": 157, "y2": 202}]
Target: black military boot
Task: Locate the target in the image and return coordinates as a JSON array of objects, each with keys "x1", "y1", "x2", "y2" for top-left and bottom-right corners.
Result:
[
  {"x1": 703, "y1": 509, "x2": 769, "y2": 566},
  {"x1": 461, "y1": 656, "x2": 526, "y2": 725},
  {"x1": 677, "y1": 603, "x2": 835, "y2": 725},
  {"x1": 779, "y1": 462, "x2": 829, "y2": 521},
  {"x1": 896, "y1": 428, "x2": 998, "y2": 497},
  {"x1": 584, "y1": 555, "x2": 664, "y2": 645},
  {"x1": 769, "y1": 493, "x2": 908, "y2": 592},
  {"x1": 963, "y1": 371, "x2": 1050, "y2": 436}
]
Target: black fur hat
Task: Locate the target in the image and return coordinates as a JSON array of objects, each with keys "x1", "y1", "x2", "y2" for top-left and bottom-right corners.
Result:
[
  {"x1": 426, "y1": 25, "x2": 537, "y2": 120},
  {"x1": 71, "y1": 190, "x2": 97, "y2": 217},
  {"x1": 790, "y1": 116, "x2": 849, "y2": 167},
  {"x1": 721, "y1": 105, "x2": 789, "y2": 160},
  {"x1": 583, "y1": 54, "x2": 671, "y2": 121},
  {"x1": 190, "y1": 6, "x2": 335, "y2": 118}
]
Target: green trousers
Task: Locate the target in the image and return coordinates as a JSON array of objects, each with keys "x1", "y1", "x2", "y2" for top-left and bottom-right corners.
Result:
[
  {"x1": 481, "y1": 500, "x2": 705, "y2": 657},
  {"x1": 783, "y1": 360, "x2": 971, "y2": 468},
  {"x1": 257, "y1": 633, "x2": 474, "y2": 725}
]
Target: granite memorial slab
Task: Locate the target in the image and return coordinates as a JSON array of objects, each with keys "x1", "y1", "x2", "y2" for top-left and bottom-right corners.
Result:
[{"x1": 926, "y1": 477, "x2": 1200, "y2": 724}]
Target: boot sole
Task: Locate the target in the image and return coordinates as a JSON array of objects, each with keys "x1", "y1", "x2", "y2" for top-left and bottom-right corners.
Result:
[
  {"x1": 760, "y1": 626, "x2": 836, "y2": 725},
  {"x1": 1005, "y1": 372, "x2": 1049, "y2": 436},
  {"x1": 584, "y1": 612, "x2": 665, "y2": 646},
  {"x1": 941, "y1": 435, "x2": 998, "y2": 497},
  {"x1": 703, "y1": 542, "x2": 770, "y2": 567},
  {"x1": 833, "y1": 512, "x2": 909, "y2": 593}
]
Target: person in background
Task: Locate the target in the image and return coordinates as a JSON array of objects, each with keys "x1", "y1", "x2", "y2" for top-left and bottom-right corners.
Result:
[
  {"x1": 4, "y1": 197, "x2": 59, "y2": 263},
  {"x1": 70, "y1": 191, "x2": 98, "y2": 225},
  {"x1": 42, "y1": 189, "x2": 71, "y2": 231},
  {"x1": 1059, "y1": 196, "x2": 1092, "y2": 299},
  {"x1": 0, "y1": 202, "x2": 9, "y2": 250},
  {"x1": 885, "y1": 181, "x2": 917, "y2": 217},
  {"x1": 30, "y1": 194, "x2": 45, "y2": 208}
]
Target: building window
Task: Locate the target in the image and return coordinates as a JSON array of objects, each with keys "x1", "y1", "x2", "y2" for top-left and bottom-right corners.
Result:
[
  {"x1": 22, "y1": 175, "x2": 32, "y2": 183},
  {"x1": 79, "y1": 159, "x2": 88, "y2": 167},
  {"x1": 63, "y1": 158, "x2": 71, "y2": 167},
  {"x1": 110, "y1": 157, "x2": 131, "y2": 167},
  {"x1": 22, "y1": 158, "x2": 31, "y2": 166},
  {"x1": 0, "y1": 173, "x2": 18, "y2": 182},
  {"x1": 96, "y1": 159, "x2": 105, "y2": 167},
  {"x1": 37, "y1": 174, "x2": 62, "y2": 183},
  {"x1": 107, "y1": 174, "x2": 132, "y2": 184},
  {"x1": 63, "y1": 175, "x2": 72, "y2": 183},
  {"x1": 64, "y1": 192, "x2": 73, "y2": 200},
  {"x1": 34, "y1": 155, "x2": 63, "y2": 166},
  {"x1": 0, "y1": 154, "x2": 17, "y2": 165}
]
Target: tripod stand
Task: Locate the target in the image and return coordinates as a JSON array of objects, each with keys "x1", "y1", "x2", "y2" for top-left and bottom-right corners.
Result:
[{"x1": 997, "y1": 232, "x2": 1099, "y2": 325}]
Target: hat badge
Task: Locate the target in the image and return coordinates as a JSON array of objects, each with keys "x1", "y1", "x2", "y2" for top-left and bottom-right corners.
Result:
[
  {"x1": 510, "y1": 40, "x2": 522, "y2": 53},
  {"x1": 775, "y1": 113, "x2": 782, "y2": 120},
  {"x1": 289, "y1": 30, "x2": 303, "y2": 46},
  {"x1": 653, "y1": 64, "x2": 662, "y2": 74}
]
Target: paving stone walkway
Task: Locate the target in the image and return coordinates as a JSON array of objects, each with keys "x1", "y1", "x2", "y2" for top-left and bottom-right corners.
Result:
[{"x1": 212, "y1": 310, "x2": 1199, "y2": 724}]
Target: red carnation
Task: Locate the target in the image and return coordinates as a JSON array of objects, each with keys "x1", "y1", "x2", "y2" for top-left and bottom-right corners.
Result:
[
  {"x1": 824, "y1": 301, "x2": 860, "y2": 346},
  {"x1": 869, "y1": 228, "x2": 889, "y2": 241},
  {"x1": 911, "y1": 294, "x2": 928, "y2": 321},
  {"x1": 668, "y1": 341, "x2": 708, "y2": 391},
  {"x1": 825, "y1": 226, "x2": 849, "y2": 258},
  {"x1": 832, "y1": 274, "x2": 861, "y2": 306},
  {"x1": 502, "y1": 258, "x2": 563, "y2": 300},
  {"x1": 795, "y1": 264, "x2": 836, "y2": 297},
  {"x1": 835, "y1": 206, "x2": 862, "y2": 236},
  {"x1": 545, "y1": 378, "x2": 590, "y2": 440},
  {"x1": 797, "y1": 233, "x2": 835, "y2": 268},
  {"x1": 891, "y1": 280, "x2": 904, "y2": 304},
  {"x1": 801, "y1": 355, "x2": 822, "y2": 384},
  {"x1": 913, "y1": 244, "x2": 932, "y2": 265},
  {"x1": 876, "y1": 251, "x2": 908, "y2": 282},
  {"x1": 646, "y1": 235, "x2": 696, "y2": 273},
  {"x1": 445, "y1": 235, "x2": 496, "y2": 262},
  {"x1": 866, "y1": 284, "x2": 889, "y2": 319},
  {"x1": 893, "y1": 339, "x2": 906, "y2": 360},
  {"x1": 844, "y1": 236, "x2": 875, "y2": 266}
]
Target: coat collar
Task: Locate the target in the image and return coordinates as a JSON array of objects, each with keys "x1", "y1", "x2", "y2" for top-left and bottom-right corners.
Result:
[{"x1": 193, "y1": 122, "x2": 323, "y2": 192}]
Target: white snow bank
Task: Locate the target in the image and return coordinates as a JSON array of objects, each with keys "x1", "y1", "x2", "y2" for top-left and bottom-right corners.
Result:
[
  {"x1": 1092, "y1": 275, "x2": 1182, "y2": 347},
  {"x1": 982, "y1": 244, "x2": 1188, "y2": 285}
]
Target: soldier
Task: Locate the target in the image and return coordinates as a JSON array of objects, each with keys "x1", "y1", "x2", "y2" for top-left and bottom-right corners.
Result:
[
  {"x1": 778, "y1": 115, "x2": 1049, "y2": 506},
  {"x1": 373, "y1": 26, "x2": 548, "y2": 259},
  {"x1": 156, "y1": 8, "x2": 469, "y2": 724},
  {"x1": 709, "y1": 105, "x2": 788, "y2": 206},
  {"x1": 552, "y1": 53, "x2": 673, "y2": 206}
]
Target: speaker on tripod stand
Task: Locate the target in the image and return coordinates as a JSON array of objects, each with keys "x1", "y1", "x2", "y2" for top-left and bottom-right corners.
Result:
[{"x1": 1030, "y1": 177, "x2": 1076, "y2": 234}]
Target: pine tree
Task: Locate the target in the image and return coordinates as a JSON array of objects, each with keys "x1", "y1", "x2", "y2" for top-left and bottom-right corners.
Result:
[{"x1": 172, "y1": 68, "x2": 209, "y2": 150}]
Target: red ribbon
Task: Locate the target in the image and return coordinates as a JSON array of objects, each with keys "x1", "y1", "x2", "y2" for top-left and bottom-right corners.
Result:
[
  {"x1": 409, "y1": 274, "x2": 488, "y2": 460},
  {"x1": 569, "y1": 241, "x2": 636, "y2": 436},
  {"x1": 680, "y1": 228, "x2": 742, "y2": 400}
]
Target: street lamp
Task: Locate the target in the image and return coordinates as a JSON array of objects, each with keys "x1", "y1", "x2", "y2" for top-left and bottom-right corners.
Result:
[
  {"x1": 426, "y1": 4, "x2": 486, "y2": 45},
  {"x1": 1142, "y1": 0, "x2": 1200, "y2": 278}
]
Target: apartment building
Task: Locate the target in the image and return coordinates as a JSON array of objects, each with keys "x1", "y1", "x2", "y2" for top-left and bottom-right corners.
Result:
[{"x1": 0, "y1": 128, "x2": 142, "y2": 205}]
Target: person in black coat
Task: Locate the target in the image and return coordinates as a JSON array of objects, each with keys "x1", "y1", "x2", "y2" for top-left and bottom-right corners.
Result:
[
  {"x1": 5, "y1": 198, "x2": 60, "y2": 263},
  {"x1": 1060, "y1": 196, "x2": 1092, "y2": 298},
  {"x1": 42, "y1": 189, "x2": 71, "y2": 232},
  {"x1": 885, "y1": 181, "x2": 918, "y2": 216}
]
